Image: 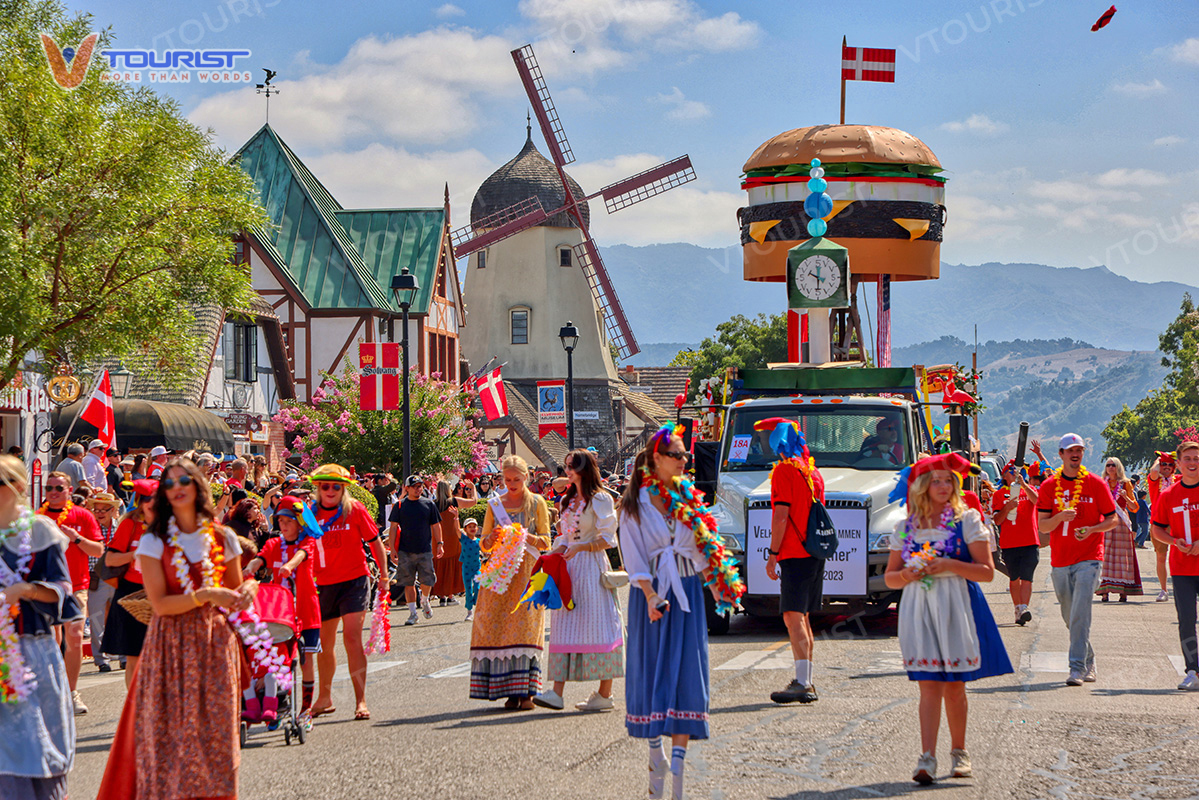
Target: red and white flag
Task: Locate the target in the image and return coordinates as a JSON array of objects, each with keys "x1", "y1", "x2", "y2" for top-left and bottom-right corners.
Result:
[
  {"x1": 841, "y1": 45, "x2": 896, "y2": 83},
  {"x1": 81, "y1": 370, "x2": 116, "y2": 448},
  {"x1": 478, "y1": 367, "x2": 508, "y2": 421},
  {"x1": 359, "y1": 343, "x2": 402, "y2": 411}
]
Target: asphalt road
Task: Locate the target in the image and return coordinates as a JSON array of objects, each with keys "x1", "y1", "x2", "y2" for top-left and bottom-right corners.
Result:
[{"x1": 68, "y1": 547, "x2": 1199, "y2": 799}]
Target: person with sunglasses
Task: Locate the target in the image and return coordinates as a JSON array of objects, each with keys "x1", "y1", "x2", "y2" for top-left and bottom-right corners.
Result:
[
  {"x1": 306, "y1": 464, "x2": 387, "y2": 721},
  {"x1": 38, "y1": 471, "x2": 104, "y2": 715},
  {"x1": 101, "y1": 479, "x2": 157, "y2": 688}
]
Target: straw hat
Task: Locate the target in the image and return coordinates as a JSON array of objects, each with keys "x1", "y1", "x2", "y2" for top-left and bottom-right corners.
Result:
[
  {"x1": 87, "y1": 492, "x2": 123, "y2": 510},
  {"x1": 309, "y1": 464, "x2": 352, "y2": 484}
]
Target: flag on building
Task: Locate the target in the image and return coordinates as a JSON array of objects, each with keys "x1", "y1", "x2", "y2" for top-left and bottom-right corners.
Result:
[
  {"x1": 359, "y1": 343, "x2": 402, "y2": 411},
  {"x1": 877, "y1": 276, "x2": 892, "y2": 368},
  {"x1": 841, "y1": 44, "x2": 896, "y2": 82},
  {"x1": 80, "y1": 370, "x2": 116, "y2": 448},
  {"x1": 478, "y1": 367, "x2": 508, "y2": 421},
  {"x1": 536, "y1": 380, "x2": 567, "y2": 439}
]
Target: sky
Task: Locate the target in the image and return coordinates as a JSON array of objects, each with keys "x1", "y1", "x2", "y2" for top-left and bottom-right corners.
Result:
[{"x1": 75, "y1": 0, "x2": 1199, "y2": 284}]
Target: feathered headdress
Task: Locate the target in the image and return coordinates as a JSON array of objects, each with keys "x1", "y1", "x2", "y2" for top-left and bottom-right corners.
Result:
[
  {"x1": 752, "y1": 417, "x2": 807, "y2": 460},
  {"x1": 888, "y1": 453, "x2": 977, "y2": 506},
  {"x1": 1157, "y1": 450, "x2": 1177, "y2": 466},
  {"x1": 650, "y1": 422, "x2": 684, "y2": 450}
]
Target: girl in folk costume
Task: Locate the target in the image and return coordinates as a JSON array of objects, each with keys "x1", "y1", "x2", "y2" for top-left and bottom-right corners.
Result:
[
  {"x1": 884, "y1": 454, "x2": 1013, "y2": 786},
  {"x1": 101, "y1": 479, "x2": 157, "y2": 689},
  {"x1": 469, "y1": 455, "x2": 552, "y2": 710},
  {"x1": 0, "y1": 456, "x2": 80, "y2": 800},
  {"x1": 1096, "y1": 456, "x2": 1143, "y2": 601},
  {"x1": 620, "y1": 425, "x2": 744, "y2": 800},
  {"x1": 533, "y1": 448, "x2": 624, "y2": 712},
  {"x1": 98, "y1": 459, "x2": 257, "y2": 800}
]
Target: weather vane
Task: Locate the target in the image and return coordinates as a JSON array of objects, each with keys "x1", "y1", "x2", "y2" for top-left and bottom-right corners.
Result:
[{"x1": 256, "y1": 68, "x2": 278, "y2": 123}]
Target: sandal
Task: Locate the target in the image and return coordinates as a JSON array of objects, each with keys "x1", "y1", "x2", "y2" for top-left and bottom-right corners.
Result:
[
  {"x1": 354, "y1": 709, "x2": 371, "y2": 720},
  {"x1": 309, "y1": 705, "x2": 336, "y2": 718},
  {"x1": 503, "y1": 697, "x2": 521, "y2": 710}
]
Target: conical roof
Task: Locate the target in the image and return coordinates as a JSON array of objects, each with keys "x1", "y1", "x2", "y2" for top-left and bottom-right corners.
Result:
[{"x1": 471, "y1": 128, "x2": 590, "y2": 230}]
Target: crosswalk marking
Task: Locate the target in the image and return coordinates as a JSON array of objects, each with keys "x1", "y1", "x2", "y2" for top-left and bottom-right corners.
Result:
[
  {"x1": 1168, "y1": 655, "x2": 1187, "y2": 677},
  {"x1": 715, "y1": 649, "x2": 1189, "y2": 676},
  {"x1": 331, "y1": 660, "x2": 407, "y2": 682},
  {"x1": 420, "y1": 661, "x2": 472, "y2": 679}
]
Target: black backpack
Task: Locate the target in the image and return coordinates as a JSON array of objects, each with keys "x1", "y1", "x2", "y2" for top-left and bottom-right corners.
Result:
[{"x1": 804, "y1": 499, "x2": 839, "y2": 560}]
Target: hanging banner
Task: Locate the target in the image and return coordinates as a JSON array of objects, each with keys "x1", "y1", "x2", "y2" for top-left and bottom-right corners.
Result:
[
  {"x1": 537, "y1": 380, "x2": 567, "y2": 439},
  {"x1": 921, "y1": 365, "x2": 956, "y2": 396},
  {"x1": 360, "y1": 343, "x2": 402, "y2": 411}
]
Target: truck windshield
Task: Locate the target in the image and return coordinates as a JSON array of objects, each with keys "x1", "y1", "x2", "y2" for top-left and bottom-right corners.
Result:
[{"x1": 722, "y1": 405, "x2": 911, "y2": 472}]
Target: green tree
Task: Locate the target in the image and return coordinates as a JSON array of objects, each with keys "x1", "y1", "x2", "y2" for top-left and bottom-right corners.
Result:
[
  {"x1": 1102, "y1": 295, "x2": 1199, "y2": 467},
  {"x1": 0, "y1": 1, "x2": 267, "y2": 391},
  {"x1": 684, "y1": 312, "x2": 787, "y2": 389}
]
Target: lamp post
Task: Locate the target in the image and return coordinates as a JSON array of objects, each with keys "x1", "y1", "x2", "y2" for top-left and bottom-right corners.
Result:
[
  {"x1": 558, "y1": 321, "x2": 579, "y2": 450},
  {"x1": 390, "y1": 268, "x2": 420, "y2": 481},
  {"x1": 110, "y1": 363, "x2": 133, "y2": 400}
]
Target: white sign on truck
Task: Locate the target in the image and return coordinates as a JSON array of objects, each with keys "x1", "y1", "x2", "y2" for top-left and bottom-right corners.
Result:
[{"x1": 745, "y1": 506, "x2": 869, "y2": 597}]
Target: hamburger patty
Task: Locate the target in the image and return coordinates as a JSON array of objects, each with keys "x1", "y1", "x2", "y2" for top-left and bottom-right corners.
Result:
[{"x1": 737, "y1": 199, "x2": 946, "y2": 246}]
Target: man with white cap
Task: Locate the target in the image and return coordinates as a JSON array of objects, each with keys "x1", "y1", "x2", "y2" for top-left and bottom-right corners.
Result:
[
  {"x1": 147, "y1": 445, "x2": 169, "y2": 478},
  {"x1": 1036, "y1": 433, "x2": 1118, "y2": 686},
  {"x1": 82, "y1": 439, "x2": 108, "y2": 493},
  {"x1": 54, "y1": 442, "x2": 88, "y2": 491}
]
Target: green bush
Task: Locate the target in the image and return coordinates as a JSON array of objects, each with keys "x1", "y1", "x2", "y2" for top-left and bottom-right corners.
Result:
[{"x1": 458, "y1": 503, "x2": 488, "y2": 527}]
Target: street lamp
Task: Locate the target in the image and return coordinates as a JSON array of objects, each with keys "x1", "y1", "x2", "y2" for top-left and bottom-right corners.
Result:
[
  {"x1": 110, "y1": 363, "x2": 133, "y2": 399},
  {"x1": 558, "y1": 321, "x2": 579, "y2": 450},
  {"x1": 391, "y1": 268, "x2": 420, "y2": 481}
]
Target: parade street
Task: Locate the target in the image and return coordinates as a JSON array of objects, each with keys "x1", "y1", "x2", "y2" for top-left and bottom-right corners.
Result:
[{"x1": 67, "y1": 547, "x2": 1197, "y2": 800}]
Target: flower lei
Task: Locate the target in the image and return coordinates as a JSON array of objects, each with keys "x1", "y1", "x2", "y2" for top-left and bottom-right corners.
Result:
[
  {"x1": 1053, "y1": 465, "x2": 1090, "y2": 512},
  {"x1": 365, "y1": 583, "x2": 391, "y2": 655},
  {"x1": 37, "y1": 498, "x2": 73, "y2": 518},
  {"x1": 640, "y1": 466, "x2": 745, "y2": 614},
  {"x1": 478, "y1": 523, "x2": 528, "y2": 595},
  {"x1": 0, "y1": 509, "x2": 36, "y2": 704},
  {"x1": 899, "y1": 506, "x2": 956, "y2": 590},
  {"x1": 168, "y1": 517, "x2": 292, "y2": 692}
]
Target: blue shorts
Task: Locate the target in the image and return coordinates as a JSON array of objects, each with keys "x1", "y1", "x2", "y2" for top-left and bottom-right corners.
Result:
[{"x1": 298, "y1": 628, "x2": 321, "y2": 664}]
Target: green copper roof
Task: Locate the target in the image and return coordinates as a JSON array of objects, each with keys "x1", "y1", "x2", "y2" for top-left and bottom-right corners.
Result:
[{"x1": 233, "y1": 126, "x2": 448, "y2": 314}]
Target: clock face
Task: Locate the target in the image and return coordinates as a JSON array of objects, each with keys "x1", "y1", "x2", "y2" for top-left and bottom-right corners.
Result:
[{"x1": 794, "y1": 254, "x2": 842, "y2": 301}]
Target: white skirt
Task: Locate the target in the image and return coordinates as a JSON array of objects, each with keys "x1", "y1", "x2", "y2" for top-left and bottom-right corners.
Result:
[{"x1": 898, "y1": 574, "x2": 981, "y2": 674}]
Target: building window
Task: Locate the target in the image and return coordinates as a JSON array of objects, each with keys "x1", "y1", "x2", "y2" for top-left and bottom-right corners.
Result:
[
  {"x1": 559, "y1": 248, "x2": 572, "y2": 267},
  {"x1": 478, "y1": 250, "x2": 487, "y2": 269},
  {"x1": 224, "y1": 321, "x2": 258, "y2": 383},
  {"x1": 232, "y1": 240, "x2": 247, "y2": 265},
  {"x1": 511, "y1": 309, "x2": 529, "y2": 345}
]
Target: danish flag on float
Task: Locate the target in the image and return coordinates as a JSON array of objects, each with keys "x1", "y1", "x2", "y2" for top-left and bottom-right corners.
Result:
[
  {"x1": 478, "y1": 367, "x2": 508, "y2": 421},
  {"x1": 359, "y1": 343, "x2": 402, "y2": 411},
  {"x1": 841, "y1": 44, "x2": 896, "y2": 83},
  {"x1": 80, "y1": 369, "x2": 116, "y2": 448}
]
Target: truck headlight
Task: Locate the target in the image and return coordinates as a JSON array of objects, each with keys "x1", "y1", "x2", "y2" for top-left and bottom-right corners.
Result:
[{"x1": 871, "y1": 533, "x2": 891, "y2": 551}]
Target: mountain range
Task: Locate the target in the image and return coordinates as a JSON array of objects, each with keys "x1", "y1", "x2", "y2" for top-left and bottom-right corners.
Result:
[{"x1": 601, "y1": 243, "x2": 1197, "y2": 363}]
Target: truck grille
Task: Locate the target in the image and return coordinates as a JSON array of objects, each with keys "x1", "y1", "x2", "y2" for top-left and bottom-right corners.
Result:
[{"x1": 825, "y1": 498, "x2": 868, "y2": 511}]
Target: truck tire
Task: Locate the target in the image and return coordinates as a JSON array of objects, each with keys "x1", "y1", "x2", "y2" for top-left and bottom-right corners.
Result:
[{"x1": 704, "y1": 591, "x2": 731, "y2": 635}]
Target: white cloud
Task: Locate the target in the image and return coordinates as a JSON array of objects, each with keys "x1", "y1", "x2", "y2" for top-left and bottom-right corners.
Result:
[
  {"x1": 946, "y1": 195, "x2": 1023, "y2": 243},
  {"x1": 519, "y1": 0, "x2": 759, "y2": 55},
  {"x1": 1154, "y1": 135, "x2": 1186, "y2": 147},
  {"x1": 652, "y1": 86, "x2": 710, "y2": 121},
  {"x1": 1027, "y1": 179, "x2": 1131, "y2": 205},
  {"x1": 1110, "y1": 78, "x2": 1166, "y2": 97},
  {"x1": 435, "y1": 3, "x2": 466, "y2": 18},
  {"x1": 1095, "y1": 168, "x2": 1171, "y2": 188},
  {"x1": 1165, "y1": 37, "x2": 1199, "y2": 65},
  {"x1": 940, "y1": 114, "x2": 1008, "y2": 136}
]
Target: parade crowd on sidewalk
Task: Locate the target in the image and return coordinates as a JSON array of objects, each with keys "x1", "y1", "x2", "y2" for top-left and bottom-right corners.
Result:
[{"x1": 2, "y1": 426, "x2": 1197, "y2": 798}]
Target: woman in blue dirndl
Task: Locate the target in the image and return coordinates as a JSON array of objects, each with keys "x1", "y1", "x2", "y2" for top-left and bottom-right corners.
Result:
[
  {"x1": 619, "y1": 426, "x2": 739, "y2": 800},
  {"x1": 884, "y1": 453, "x2": 1013, "y2": 786}
]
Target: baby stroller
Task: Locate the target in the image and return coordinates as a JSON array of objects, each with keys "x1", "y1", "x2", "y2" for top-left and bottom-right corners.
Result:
[{"x1": 239, "y1": 582, "x2": 308, "y2": 747}]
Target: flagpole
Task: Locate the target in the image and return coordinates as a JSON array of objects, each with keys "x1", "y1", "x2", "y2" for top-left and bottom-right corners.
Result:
[{"x1": 840, "y1": 35, "x2": 847, "y2": 124}]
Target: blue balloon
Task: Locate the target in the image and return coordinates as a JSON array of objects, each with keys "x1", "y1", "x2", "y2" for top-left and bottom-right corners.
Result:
[
  {"x1": 807, "y1": 177, "x2": 828, "y2": 193},
  {"x1": 810, "y1": 158, "x2": 822, "y2": 168},
  {"x1": 804, "y1": 192, "x2": 833, "y2": 219},
  {"x1": 807, "y1": 218, "x2": 827, "y2": 237}
]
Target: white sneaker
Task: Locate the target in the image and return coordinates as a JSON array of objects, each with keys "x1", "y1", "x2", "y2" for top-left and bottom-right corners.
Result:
[
  {"x1": 1157, "y1": 589, "x2": 1169, "y2": 602},
  {"x1": 72, "y1": 690, "x2": 88, "y2": 715},
  {"x1": 1018, "y1": 606, "x2": 1032, "y2": 626},
  {"x1": 574, "y1": 691, "x2": 615, "y2": 711},
  {"x1": 913, "y1": 752, "x2": 936, "y2": 784},
  {"x1": 950, "y1": 748, "x2": 972, "y2": 777},
  {"x1": 404, "y1": 611, "x2": 418, "y2": 626},
  {"x1": 464, "y1": 609, "x2": 474, "y2": 622},
  {"x1": 1179, "y1": 670, "x2": 1199, "y2": 691},
  {"x1": 1083, "y1": 664, "x2": 1097, "y2": 683},
  {"x1": 532, "y1": 690, "x2": 564, "y2": 710},
  {"x1": 421, "y1": 598, "x2": 433, "y2": 619},
  {"x1": 1066, "y1": 670, "x2": 1084, "y2": 686}
]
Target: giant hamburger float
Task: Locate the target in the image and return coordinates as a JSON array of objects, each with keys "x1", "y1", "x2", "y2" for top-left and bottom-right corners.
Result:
[{"x1": 739, "y1": 124, "x2": 946, "y2": 283}]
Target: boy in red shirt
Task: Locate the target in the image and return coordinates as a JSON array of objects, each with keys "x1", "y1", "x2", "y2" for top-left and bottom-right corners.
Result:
[
  {"x1": 1150, "y1": 441, "x2": 1199, "y2": 690},
  {"x1": 760, "y1": 419, "x2": 826, "y2": 705},
  {"x1": 993, "y1": 461, "x2": 1042, "y2": 625},
  {"x1": 1037, "y1": 434, "x2": 1117, "y2": 687},
  {"x1": 1148, "y1": 451, "x2": 1179, "y2": 601}
]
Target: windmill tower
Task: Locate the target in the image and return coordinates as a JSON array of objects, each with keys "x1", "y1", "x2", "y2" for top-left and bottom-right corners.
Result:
[{"x1": 459, "y1": 44, "x2": 696, "y2": 467}]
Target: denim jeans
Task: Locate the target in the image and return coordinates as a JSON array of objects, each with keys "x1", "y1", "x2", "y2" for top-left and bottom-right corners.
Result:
[
  {"x1": 1174, "y1": 574, "x2": 1199, "y2": 673},
  {"x1": 1051, "y1": 560, "x2": 1102, "y2": 673},
  {"x1": 87, "y1": 579, "x2": 116, "y2": 667}
]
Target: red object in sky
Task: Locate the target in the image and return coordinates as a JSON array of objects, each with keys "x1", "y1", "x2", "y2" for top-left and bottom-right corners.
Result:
[
  {"x1": 941, "y1": 379, "x2": 976, "y2": 410},
  {"x1": 1092, "y1": 5, "x2": 1117, "y2": 31},
  {"x1": 479, "y1": 367, "x2": 508, "y2": 421},
  {"x1": 841, "y1": 45, "x2": 896, "y2": 83},
  {"x1": 80, "y1": 369, "x2": 116, "y2": 448}
]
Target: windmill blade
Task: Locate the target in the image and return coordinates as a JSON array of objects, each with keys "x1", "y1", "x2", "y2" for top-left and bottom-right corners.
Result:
[
  {"x1": 450, "y1": 196, "x2": 548, "y2": 257},
  {"x1": 572, "y1": 238, "x2": 640, "y2": 359},
  {"x1": 511, "y1": 45, "x2": 574, "y2": 167},
  {"x1": 600, "y1": 155, "x2": 696, "y2": 214}
]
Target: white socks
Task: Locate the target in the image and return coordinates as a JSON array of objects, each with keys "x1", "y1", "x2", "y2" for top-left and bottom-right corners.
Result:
[
  {"x1": 671, "y1": 745, "x2": 687, "y2": 799},
  {"x1": 648, "y1": 738, "x2": 666, "y2": 798},
  {"x1": 407, "y1": 602, "x2": 417, "y2": 615},
  {"x1": 794, "y1": 659, "x2": 812, "y2": 685}
]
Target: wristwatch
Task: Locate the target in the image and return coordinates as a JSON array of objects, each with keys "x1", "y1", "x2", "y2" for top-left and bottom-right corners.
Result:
[
  {"x1": 73, "y1": 537, "x2": 82, "y2": 545},
  {"x1": 767, "y1": 549, "x2": 779, "y2": 556}
]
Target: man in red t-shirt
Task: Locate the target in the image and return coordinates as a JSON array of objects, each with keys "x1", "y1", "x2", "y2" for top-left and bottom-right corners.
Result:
[
  {"x1": 760, "y1": 419, "x2": 826, "y2": 705},
  {"x1": 1036, "y1": 434, "x2": 1117, "y2": 686},
  {"x1": 1150, "y1": 441, "x2": 1199, "y2": 690},
  {"x1": 993, "y1": 461, "x2": 1042, "y2": 626},
  {"x1": 38, "y1": 471, "x2": 104, "y2": 715},
  {"x1": 1148, "y1": 451, "x2": 1179, "y2": 602}
]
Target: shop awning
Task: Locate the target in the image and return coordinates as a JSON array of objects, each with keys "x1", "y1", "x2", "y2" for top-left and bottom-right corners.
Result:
[{"x1": 52, "y1": 399, "x2": 235, "y2": 453}]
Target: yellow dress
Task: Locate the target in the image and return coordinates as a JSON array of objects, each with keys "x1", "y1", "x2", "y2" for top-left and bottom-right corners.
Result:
[{"x1": 469, "y1": 494, "x2": 551, "y2": 700}]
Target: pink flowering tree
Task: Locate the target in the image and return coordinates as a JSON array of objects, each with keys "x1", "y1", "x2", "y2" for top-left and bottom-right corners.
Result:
[{"x1": 273, "y1": 367, "x2": 488, "y2": 476}]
